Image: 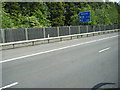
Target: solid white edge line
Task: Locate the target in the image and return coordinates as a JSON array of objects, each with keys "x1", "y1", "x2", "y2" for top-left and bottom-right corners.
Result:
[
  {"x1": 0, "y1": 35, "x2": 119, "y2": 64},
  {"x1": 99, "y1": 47, "x2": 111, "y2": 53},
  {"x1": 0, "y1": 82, "x2": 18, "y2": 90}
]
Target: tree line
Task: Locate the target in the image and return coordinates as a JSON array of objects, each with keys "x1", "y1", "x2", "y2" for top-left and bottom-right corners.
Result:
[{"x1": 1, "y1": 2, "x2": 120, "y2": 29}]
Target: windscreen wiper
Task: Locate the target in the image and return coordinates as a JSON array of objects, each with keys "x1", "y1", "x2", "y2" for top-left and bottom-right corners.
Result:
[{"x1": 92, "y1": 82, "x2": 116, "y2": 90}]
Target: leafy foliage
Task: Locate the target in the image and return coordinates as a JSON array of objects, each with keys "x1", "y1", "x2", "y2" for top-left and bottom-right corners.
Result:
[
  {"x1": 46, "y1": 2, "x2": 65, "y2": 26},
  {"x1": 2, "y1": 10, "x2": 15, "y2": 29},
  {"x1": 1, "y1": 2, "x2": 119, "y2": 29}
]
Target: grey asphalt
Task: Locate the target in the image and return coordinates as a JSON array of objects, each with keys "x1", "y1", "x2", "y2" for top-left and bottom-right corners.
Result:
[{"x1": 2, "y1": 32, "x2": 119, "y2": 88}]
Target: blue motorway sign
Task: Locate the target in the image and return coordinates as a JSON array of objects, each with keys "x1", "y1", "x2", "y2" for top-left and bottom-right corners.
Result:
[{"x1": 79, "y1": 11, "x2": 90, "y2": 22}]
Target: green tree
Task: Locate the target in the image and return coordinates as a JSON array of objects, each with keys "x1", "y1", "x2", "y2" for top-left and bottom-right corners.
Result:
[
  {"x1": 46, "y1": 2, "x2": 65, "y2": 26},
  {"x1": 33, "y1": 3, "x2": 51, "y2": 27},
  {"x1": 2, "y1": 2, "x2": 119, "y2": 29},
  {"x1": 64, "y1": 2, "x2": 80, "y2": 26},
  {"x1": 3, "y1": 2, "x2": 51, "y2": 28},
  {"x1": 1, "y1": 2, "x2": 15, "y2": 29}
]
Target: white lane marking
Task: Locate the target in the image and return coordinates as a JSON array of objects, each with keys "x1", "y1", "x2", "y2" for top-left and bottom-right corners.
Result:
[
  {"x1": 0, "y1": 82, "x2": 18, "y2": 90},
  {"x1": 0, "y1": 35, "x2": 119, "y2": 64},
  {"x1": 99, "y1": 47, "x2": 111, "y2": 53}
]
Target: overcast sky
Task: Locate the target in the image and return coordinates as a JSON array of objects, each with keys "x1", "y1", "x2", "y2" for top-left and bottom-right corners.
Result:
[{"x1": 110, "y1": 0, "x2": 120, "y2": 2}]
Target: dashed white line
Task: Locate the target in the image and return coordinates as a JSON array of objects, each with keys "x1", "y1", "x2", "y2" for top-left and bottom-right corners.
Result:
[
  {"x1": 0, "y1": 82, "x2": 18, "y2": 90},
  {"x1": 99, "y1": 47, "x2": 111, "y2": 53},
  {"x1": 0, "y1": 35, "x2": 119, "y2": 64}
]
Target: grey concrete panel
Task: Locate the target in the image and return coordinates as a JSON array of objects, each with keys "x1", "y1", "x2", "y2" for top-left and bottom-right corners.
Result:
[
  {"x1": 59, "y1": 27, "x2": 69, "y2": 36},
  {"x1": 4, "y1": 28, "x2": 26, "y2": 43},
  {"x1": 45, "y1": 27, "x2": 58, "y2": 38},
  {"x1": 27, "y1": 28, "x2": 44, "y2": 40},
  {"x1": 70, "y1": 26, "x2": 79, "y2": 35}
]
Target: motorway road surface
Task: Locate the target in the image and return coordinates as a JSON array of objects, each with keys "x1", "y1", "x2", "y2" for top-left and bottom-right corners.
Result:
[{"x1": 1, "y1": 32, "x2": 119, "y2": 88}]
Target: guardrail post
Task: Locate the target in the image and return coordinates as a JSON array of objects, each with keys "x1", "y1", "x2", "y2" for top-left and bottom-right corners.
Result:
[
  {"x1": 57, "y1": 27, "x2": 59, "y2": 37},
  {"x1": 43, "y1": 27, "x2": 46, "y2": 38},
  {"x1": 48, "y1": 34, "x2": 49, "y2": 38},
  {"x1": 60, "y1": 38, "x2": 62, "y2": 41},
  {"x1": 48, "y1": 39, "x2": 50, "y2": 43},
  {"x1": 32, "y1": 41, "x2": 34, "y2": 46},
  {"x1": 1, "y1": 29, "x2": 5, "y2": 43},
  {"x1": 25, "y1": 28, "x2": 28, "y2": 40}
]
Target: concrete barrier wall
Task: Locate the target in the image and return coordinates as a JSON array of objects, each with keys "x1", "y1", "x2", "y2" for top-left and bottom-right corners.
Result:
[
  {"x1": 4, "y1": 28, "x2": 26, "y2": 43},
  {"x1": 1, "y1": 24, "x2": 119, "y2": 43},
  {"x1": 27, "y1": 28, "x2": 44, "y2": 40},
  {"x1": 59, "y1": 26, "x2": 69, "y2": 36}
]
